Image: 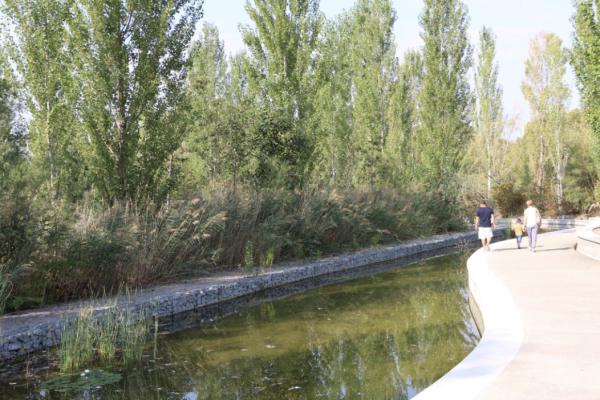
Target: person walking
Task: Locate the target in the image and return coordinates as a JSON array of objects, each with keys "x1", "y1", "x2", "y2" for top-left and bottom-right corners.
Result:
[
  {"x1": 523, "y1": 200, "x2": 542, "y2": 252},
  {"x1": 512, "y1": 218, "x2": 525, "y2": 249},
  {"x1": 475, "y1": 201, "x2": 495, "y2": 251}
]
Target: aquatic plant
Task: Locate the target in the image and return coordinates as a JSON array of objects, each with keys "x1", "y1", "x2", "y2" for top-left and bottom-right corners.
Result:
[
  {"x1": 43, "y1": 369, "x2": 122, "y2": 393},
  {"x1": 97, "y1": 309, "x2": 118, "y2": 362},
  {"x1": 119, "y1": 309, "x2": 148, "y2": 364},
  {"x1": 58, "y1": 302, "x2": 151, "y2": 371},
  {"x1": 58, "y1": 309, "x2": 95, "y2": 372}
]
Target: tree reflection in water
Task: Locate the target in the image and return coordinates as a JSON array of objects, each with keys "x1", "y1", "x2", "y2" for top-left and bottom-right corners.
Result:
[{"x1": 3, "y1": 252, "x2": 479, "y2": 400}]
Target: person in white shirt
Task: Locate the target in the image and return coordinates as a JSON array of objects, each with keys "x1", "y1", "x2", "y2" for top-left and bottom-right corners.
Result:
[{"x1": 523, "y1": 200, "x2": 542, "y2": 252}]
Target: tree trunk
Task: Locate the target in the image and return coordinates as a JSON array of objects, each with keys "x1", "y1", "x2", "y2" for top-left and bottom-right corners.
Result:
[
  {"x1": 536, "y1": 133, "x2": 545, "y2": 194},
  {"x1": 45, "y1": 100, "x2": 57, "y2": 200},
  {"x1": 116, "y1": 22, "x2": 128, "y2": 203}
]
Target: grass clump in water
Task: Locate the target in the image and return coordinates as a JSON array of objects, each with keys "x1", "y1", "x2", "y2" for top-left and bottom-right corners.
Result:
[
  {"x1": 58, "y1": 309, "x2": 95, "y2": 372},
  {"x1": 58, "y1": 304, "x2": 150, "y2": 372},
  {"x1": 119, "y1": 308, "x2": 148, "y2": 364}
]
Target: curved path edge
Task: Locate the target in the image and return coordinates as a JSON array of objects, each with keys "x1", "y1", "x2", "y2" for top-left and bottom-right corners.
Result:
[
  {"x1": 576, "y1": 218, "x2": 600, "y2": 261},
  {"x1": 412, "y1": 244, "x2": 524, "y2": 400},
  {"x1": 414, "y1": 219, "x2": 589, "y2": 400}
]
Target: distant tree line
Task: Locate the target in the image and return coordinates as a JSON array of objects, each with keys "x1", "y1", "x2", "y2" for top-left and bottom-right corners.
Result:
[{"x1": 0, "y1": 0, "x2": 476, "y2": 209}]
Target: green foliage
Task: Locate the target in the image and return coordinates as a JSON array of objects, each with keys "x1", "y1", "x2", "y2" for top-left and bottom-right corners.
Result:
[
  {"x1": 348, "y1": 0, "x2": 397, "y2": 186},
  {"x1": 470, "y1": 27, "x2": 505, "y2": 199},
  {"x1": 492, "y1": 183, "x2": 526, "y2": 217},
  {"x1": 310, "y1": 16, "x2": 354, "y2": 187},
  {"x1": 58, "y1": 309, "x2": 95, "y2": 372},
  {"x1": 119, "y1": 308, "x2": 148, "y2": 364},
  {"x1": 562, "y1": 110, "x2": 597, "y2": 211},
  {"x1": 58, "y1": 304, "x2": 149, "y2": 372},
  {"x1": 1, "y1": 187, "x2": 461, "y2": 313},
  {"x1": 2, "y1": 0, "x2": 84, "y2": 200},
  {"x1": 384, "y1": 49, "x2": 423, "y2": 185},
  {"x1": 241, "y1": 0, "x2": 321, "y2": 119},
  {"x1": 417, "y1": 0, "x2": 473, "y2": 202},
  {"x1": 12, "y1": 0, "x2": 599, "y2": 317},
  {"x1": 572, "y1": 0, "x2": 600, "y2": 169},
  {"x1": 69, "y1": 0, "x2": 203, "y2": 205},
  {"x1": 244, "y1": 241, "x2": 255, "y2": 270},
  {"x1": 0, "y1": 265, "x2": 11, "y2": 315},
  {"x1": 522, "y1": 33, "x2": 570, "y2": 211},
  {"x1": 241, "y1": 0, "x2": 322, "y2": 188},
  {"x1": 185, "y1": 23, "x2": 231, "y2": 187}
]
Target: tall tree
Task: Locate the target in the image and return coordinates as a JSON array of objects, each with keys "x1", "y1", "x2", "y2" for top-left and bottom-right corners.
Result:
[
  {"x1": 473, "y1": 27, "x2": 504, "y2": 199},
  {"x1": 563, "y1": 109, "x2": 597, "y2": 210},
  {"x1": 70, "y1": 0, "x2": 203, "y2": 204},
  {"x1": 2, "y1": 0, "x2": 81, "y2": 199},
  {"x1": 241, "y1": 0, "x2": 322, "y2": 188},
  {"x1": 572, "y1": 0, "x2": 600, "y2": 174},
  {"x1": 0, "y1": 75, "x2": 21, "y2": 185},
  {"x1": 385, "y1": 49, "x2": 423, "y2": 185},
  {"x1": 311, "y1": 15, "x2": 354, "y2": 188},
  {"x1": 183, "y1": 44, "x2": 253, "y2": 194},
  {"x1": 417, "y1": 0, "x2": 473, "y2": 201},
  {"x1": 521, "y1": 33, "x2": 570, "y2": 211},
  {"x1": 186, "y1": 23, "x2": 229, "y2": 187},
  {"x1": 348, "y1": 0, "x2": 397, "y2": 186}
]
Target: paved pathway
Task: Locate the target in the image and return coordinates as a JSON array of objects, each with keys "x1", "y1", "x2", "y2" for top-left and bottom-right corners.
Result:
[{"x1": 477, "y1": 231, "x2": 600, "y2": 399}]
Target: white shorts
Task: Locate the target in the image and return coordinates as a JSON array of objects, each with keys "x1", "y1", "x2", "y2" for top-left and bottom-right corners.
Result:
[{"x1": 478, "y1": 227, "x2": 494, "y2": 240}]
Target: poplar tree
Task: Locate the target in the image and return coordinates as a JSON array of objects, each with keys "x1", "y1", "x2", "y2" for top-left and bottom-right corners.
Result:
[
  {"x1": 348, "y1": 0, "x2": 397, "y2": 186},
  {"x1": 521, "y1": 33, "x2": 569, "y2": 211},
  {"x1": 186, "y1": 23, "x2": 229, "y2": 187},
  {"x1": 311, "y1": 16, "x2": 354, "y2": 187},
  {"x1": 70, "y1": 0, "x2": 203, "y2": 205},
  {"x1": 572, "y1": 0, "x2": 600, "y2": 172},
  {"x1": 2, "y1": 0, "x2": 81, "y2": 199},
  {"x1": 0, "y1": 76, "x2": 21, "y2": 185},
  {"x1": 385, "y1": 49, "x2": 423, "y2": 184},
  {"x1": 417, "y1": 0, "x2": 473, "y2": 202},
  {"x1": 241, "y1": 0, "x2": 322, "y2": 188},
  {"x1": 473, "y1": 27, "x2": 504, "y2": 199}
]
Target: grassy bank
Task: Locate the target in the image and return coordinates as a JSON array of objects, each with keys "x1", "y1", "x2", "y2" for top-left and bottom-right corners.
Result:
[{"x1": 0, "y1": 188, "x2": 463, "y2": 314}]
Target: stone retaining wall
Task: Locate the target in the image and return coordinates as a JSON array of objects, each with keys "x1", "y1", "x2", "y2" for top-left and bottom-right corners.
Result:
[{"x1": 0, "y1": 228, "x2": 503, "y2": 362}]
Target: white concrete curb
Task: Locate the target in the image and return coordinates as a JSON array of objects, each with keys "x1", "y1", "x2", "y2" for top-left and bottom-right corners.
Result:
[
  {"x1": 576, "y1": 218, "x2": 600, "y2": 262},
  {"x1": 412, "y1": 245, "x2": 524, "y2": 400}
]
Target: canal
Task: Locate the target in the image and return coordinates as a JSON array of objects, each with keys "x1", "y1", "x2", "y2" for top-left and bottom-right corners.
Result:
[{"x1": 2, "y1": 251, "x2": 479, "y2": 399}]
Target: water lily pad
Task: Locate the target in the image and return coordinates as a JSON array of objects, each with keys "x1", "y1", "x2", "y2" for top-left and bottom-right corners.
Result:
[{"x1": 42, "y1": 370, "x2": 122, "y2": 393}]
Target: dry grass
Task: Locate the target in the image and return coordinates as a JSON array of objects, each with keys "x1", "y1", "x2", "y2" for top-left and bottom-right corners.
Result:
[{"x1": 2, "y1": 187, "x2": 461, "y2": 312}]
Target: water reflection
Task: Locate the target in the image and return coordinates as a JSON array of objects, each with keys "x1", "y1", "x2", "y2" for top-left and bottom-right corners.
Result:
[{"x1": 2, "y1": 252, "x2": 479, "y2": 399}]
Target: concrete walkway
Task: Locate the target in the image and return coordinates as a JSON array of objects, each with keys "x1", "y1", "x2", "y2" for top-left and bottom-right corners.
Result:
[{"x1": 476, "y1": 230, "x2": 600, "y2": 399}]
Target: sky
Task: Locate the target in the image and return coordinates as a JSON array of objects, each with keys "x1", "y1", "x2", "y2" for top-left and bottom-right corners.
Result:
[{"x1": 201, "y1": 0, "x2": 579, "y2": 137}]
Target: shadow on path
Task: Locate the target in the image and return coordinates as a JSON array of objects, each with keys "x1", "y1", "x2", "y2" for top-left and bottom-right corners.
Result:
[{"x1": 490, "y1": 245, "x2": 572, "y2": 253}]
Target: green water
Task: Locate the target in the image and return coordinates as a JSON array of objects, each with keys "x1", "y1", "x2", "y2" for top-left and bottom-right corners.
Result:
[{"x1": 2, "y1": 252, "x2": 479, "y2": 399}]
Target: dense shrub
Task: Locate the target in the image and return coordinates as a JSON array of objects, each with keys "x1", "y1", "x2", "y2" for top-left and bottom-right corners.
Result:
[
  {"x1": 2, "y1": 187, "x2": 463, "y2": 313},
  {"x1": 492, "y1": 183, "x2": 526, "y2": 217}
]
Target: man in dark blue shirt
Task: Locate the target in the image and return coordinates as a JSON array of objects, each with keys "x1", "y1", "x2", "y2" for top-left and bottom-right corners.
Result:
[{"x1": 475, "y1": 201, "x2": 495, "y2": 251}]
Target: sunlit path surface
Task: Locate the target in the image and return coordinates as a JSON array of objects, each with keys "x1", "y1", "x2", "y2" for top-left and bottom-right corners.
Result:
[{"x1": 476, "y1": 231, "x2": 600, "y2": 399}]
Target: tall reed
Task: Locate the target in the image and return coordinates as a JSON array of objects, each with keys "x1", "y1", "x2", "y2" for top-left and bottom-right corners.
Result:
[
  {"x1": 58, "y1": 302, "x2": 150, "y2": 371},
  {"x1": 58, "y1": 309, "x2": 95, "y2": 372}
]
